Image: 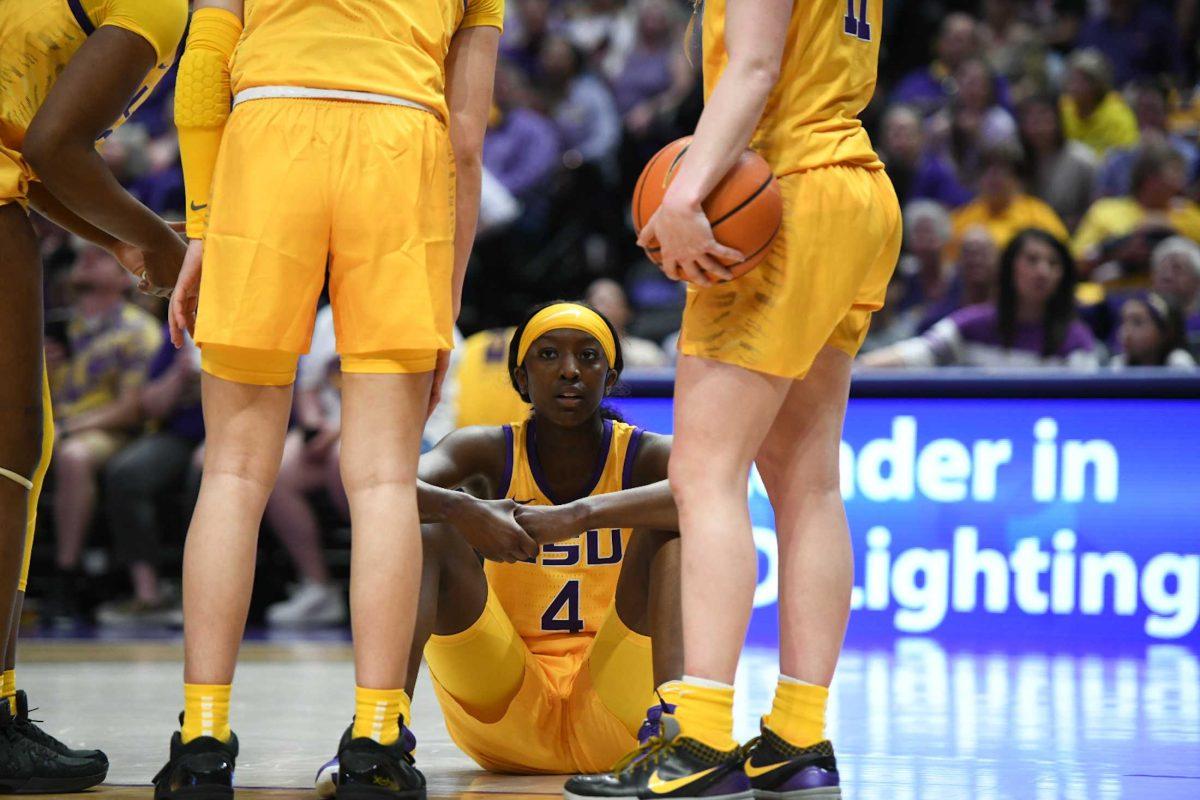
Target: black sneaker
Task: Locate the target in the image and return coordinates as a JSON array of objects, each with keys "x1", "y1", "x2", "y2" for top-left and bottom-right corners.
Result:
[
  {"x1": 335, "y1": 722, "x2": 425, "y2": 800},
  {"x1": 152, "y1": 725, "x2": 238, "y2": 800},
  {"x1": 563, "y1": 705, "x2": 750, "y2": 800},
  {"x1": 12, "y1": 690, "x2": 108, "y2": 764},
  {"x1": 742, "y1": 726, "x2": 840, "y2": 799},
  {"x1": 0, "y1": 699, "x2": 107, "y2": 793}
]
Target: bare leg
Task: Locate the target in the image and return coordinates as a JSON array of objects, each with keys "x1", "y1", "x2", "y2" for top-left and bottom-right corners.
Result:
[
  {"x1": 339, "y1": 372, "x2": 431, "y2": 690},
  {"x1": 614, "y1": 530, "x2": 682, "y2": 687},
  {"x1": 4, "y1": 592, "x2": 21, "y2": 672},
  {"x1": 182, "y1": 374, "x2": 293, "y2": 683},
  {"x1": 755, "y1": 347, "x2": 853, "y2": 686},
  {"x1": 0, "y1": 205, "x2": 43, "y2": 671},
  {"x1": 670, "y1": 354, "x2": 790, "y2": 683},
  {"x1": 51, "y1": 436, "x2": 100, "y2": 570},
  {"x1": 264, "y1": 431, "x2": 332, "y2": 585}
]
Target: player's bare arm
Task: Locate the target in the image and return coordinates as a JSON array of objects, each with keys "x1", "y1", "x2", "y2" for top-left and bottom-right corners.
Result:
[
  {"x1": 22, "y1": 26, "x2": 186, "y2": 294},
  {"x1": 639, "y1": 0, "x2": 794, "y2": 285},
  {"x1": 417, "y1": 426, "x2": 537, "y2": 563},
  {"x1": 515, "y1": 433, "x2": 679, "y2": 543}
]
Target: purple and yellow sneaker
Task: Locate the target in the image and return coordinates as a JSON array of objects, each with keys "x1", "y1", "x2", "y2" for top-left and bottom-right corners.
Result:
[
  {"x1": 563, "y1": 701, "x2": 751, "y2": 800},
  {"x1": 742, "y1": 726, "x2": 840, "y2": 800}
]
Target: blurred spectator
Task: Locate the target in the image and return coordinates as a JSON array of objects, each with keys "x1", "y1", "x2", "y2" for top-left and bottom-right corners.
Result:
[
  {"x1": 566, "y1": 0, "x2": 636, "y2": 79},
  {"x1": 263, "y1": 306, "x2": 347, "y2": 628},
  {"x1": 861, "y1": 228, "x2": 1098, "y2": 368},
  {"x1": 891, "y1": 13, "x2": 981, "y2": 117},
  {"x1": 949, "y1": 142, "x2": 1069, "y2": 256},
  {"x1": 585, "y1": 278, "x2": 669, "y2": 367},
  {"x1": 1060, "y1": 49, "x2": 1139, "y2": 157},
  {"x1": 1073, "y1": 140, "x2": 1200, "y2": 281},
  {"x1": 539, "y1": 34, "x2": 621, "y2": 168},
  {"x1": 502, "y1": 0, "x2": 560, "y2": 77},
  {"x1": 612, "y1": 0, "x2": 691, "y2": 116},
  {"x1": 1095, "y1": 79, "x2": 1200, "y2": 197},
  {"x1": 454, "y1": 328, "x2": 531, "y2": 428},
  {"x1": 880, "y1": 105, "x2": 973, "y2": 208},
  {"x1": 96, "y1": 331, "x2": 203, "y2": 626},
  {"x1": 1017, "y1": 94, "x2": 1098, "y2": 230},
  {"x1": 918, "y1": 225, "x2": 1002, "y2": 332},
  {"x1": 1076, "y1": 0, "x2": 1183, "y2": 86},
  {"x1": 1150, "y1": 236, "x2": 1200, "y2": 343},
  {"x1": 484, "y1": 63, "x2": 562, "y2": 202},
  {"x1": 46, "y1": 247, "x2": 162, "y2": 622},
  {"x1": 892, "y1": 201, "x2": 955, "y2": 330},
  {"x1": 978, "y1": 0, "x2": 1037, "y2": 82},
  {"x1": 1110, "y1": 292, "x2": 1195, "y2": 367},
  {"x1": 931, "y1": 57, "x2": 1019, "y2": 191}
]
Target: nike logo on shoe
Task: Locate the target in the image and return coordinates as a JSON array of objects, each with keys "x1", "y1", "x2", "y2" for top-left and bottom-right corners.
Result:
[
  {"x1": 743, "y1": 758, "x2": 789, "y2": 779},
  {"x1": 647, "y1": 766, "x2": 719, "y2": 794}
]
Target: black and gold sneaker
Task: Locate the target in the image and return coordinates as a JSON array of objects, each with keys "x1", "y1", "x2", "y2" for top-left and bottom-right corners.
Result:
[
  {"x1": 0, "y1": 699, "x2": 107, "y2": 794},
  {"x1": 152, "y1": 725, "x2": 238, "y2": 800},
  {"x1": 12, "y1": 691, "x2": 107, "y2": 764},
  {"x1": 563, "y1": 709, "x2": 750, "y2": 800},
  {"x1": 742, "y1": 726, "x2": 840, "y2": 799},
  {"x1": 335, "y1": 721, "x2": 426, "y2": 800}
]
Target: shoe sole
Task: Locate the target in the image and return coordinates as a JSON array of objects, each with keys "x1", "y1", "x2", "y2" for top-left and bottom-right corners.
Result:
[
  {"x1": 336, "y1": 786, "x2": 426, "y2": 800},
  {"x1": 754, "y1": 790, "x2": 841, "y2": 799},
  {"x1": 154, "y1": 785, "x2": 233, "y2": 800},
  {"x1": 564, "y1": 792, "x2": 754, "y2": 800},
  {"x1": 0, "y1": 769, "x2": 107, "y2": 794}
]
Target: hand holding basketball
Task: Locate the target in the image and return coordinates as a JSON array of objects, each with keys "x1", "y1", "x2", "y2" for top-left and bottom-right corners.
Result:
[{"x1": 633, "y1": 136, "x2": 783, "y2": 285}]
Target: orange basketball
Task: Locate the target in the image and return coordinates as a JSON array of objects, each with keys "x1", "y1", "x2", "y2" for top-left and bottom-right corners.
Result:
[{"x1": 632, "y1": 136, "x2": 782, "y2": 280}]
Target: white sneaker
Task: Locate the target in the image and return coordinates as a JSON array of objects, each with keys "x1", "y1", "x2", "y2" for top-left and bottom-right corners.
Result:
[{"x1": 265, "y1": 581, "x2": 347, "y2": 628}]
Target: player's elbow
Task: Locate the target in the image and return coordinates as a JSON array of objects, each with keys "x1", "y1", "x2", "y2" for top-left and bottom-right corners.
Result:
[
  {"x1": 727, "y1": 56, "x2": 781, "y2": 96},
  {"x1": 23, "y1": 119, "x2": 87, "y2": 187},
  {"x1": 450, "y1": 124, "x2": 486, "y2": 169}
]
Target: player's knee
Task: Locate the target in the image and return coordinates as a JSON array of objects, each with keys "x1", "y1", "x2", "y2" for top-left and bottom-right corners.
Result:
[
  {"x1": 340, "y1": 459, "x2": 417, "y2": 497},
  {"x1": 421, "y1": 522, "x2": 469, "y2": 568}
]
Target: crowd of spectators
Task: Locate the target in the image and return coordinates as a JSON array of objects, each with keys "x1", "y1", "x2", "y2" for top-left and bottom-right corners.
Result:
[{"x1": 26, "y1": 0, "x2": 1200, "y2": 626}]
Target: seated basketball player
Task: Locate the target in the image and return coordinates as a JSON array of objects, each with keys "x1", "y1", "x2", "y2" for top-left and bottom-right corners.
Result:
[
  {"x1": 316, "y1": 301, "x2": 685, "y2": 793},
  {"x1": 0, "y1": 0, "x2": 187, "y2": 791}
]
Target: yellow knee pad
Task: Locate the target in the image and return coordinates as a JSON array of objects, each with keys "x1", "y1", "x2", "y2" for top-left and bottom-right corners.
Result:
[
  {"x1": 340, "y1": 349, "x2": 439, "y2": 375},
  {"x1": 200, "y1": 344, "x2": 299, "y2": 386}
]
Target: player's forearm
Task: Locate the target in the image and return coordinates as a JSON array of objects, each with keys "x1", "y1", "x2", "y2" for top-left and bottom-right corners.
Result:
[
  {"x1": 576, "y1": 481, "x2": 679, "y2": 532},
  {"x1": 26, "y1": 142, "x2": 178, "y2": 254},
  {"x1": 26, "y1": 183, "x2": 119, "y2": 251},
  {"x1": 451, "y1": 156, "x2": 483, "y2": 318},
  {"x1": 417, "y1": 479, "x2": 473, "y2": 524},
  {"x1": 660, "y1": 61, "x2": 776, "y2": 212}
]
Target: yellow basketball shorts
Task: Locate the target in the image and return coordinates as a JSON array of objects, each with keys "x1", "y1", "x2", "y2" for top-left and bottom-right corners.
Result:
[
  {"x1": 0, "y1": 140, "x2": 32, "y2": 209},
  {"x1": 195, "y1": 98, "x2": 456, "y2": 381},
  {"x1": 424, "y1": 588, "x2": 655, "y2": 774},
  {"x1": 680, "y1": 164, "x2": 902, "y2": 379}
]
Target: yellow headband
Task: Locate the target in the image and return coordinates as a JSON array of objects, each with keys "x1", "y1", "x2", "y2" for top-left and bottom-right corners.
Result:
[{"x1": 516, "y1": 303, "x2": 617, "y2": 366}]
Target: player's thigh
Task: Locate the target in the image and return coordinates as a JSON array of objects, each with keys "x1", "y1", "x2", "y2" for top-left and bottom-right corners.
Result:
[
  {"x1": 328, "y1": 106, "x2": 455, "y2": 357},
  {"x1": 337, "y1": 371, "x2": 431, "y2": 491},
  {"x1": 196, "y1": 100, "x2": 331, "y2": 355}
]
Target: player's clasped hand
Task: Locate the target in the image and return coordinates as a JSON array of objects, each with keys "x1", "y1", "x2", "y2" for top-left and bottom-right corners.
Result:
[
  {"x1": 168, "y1": 239, "x2": 204, "y2": 348},
  {"x1": 638, "y1": 199, "x2": 741, "y2": 287},
  {"x1": 449, "y1": 498, "x2": 539, "y2": 563},
  {"x1": 512, "y1": 502, "x2": 588, "y2": 546}
]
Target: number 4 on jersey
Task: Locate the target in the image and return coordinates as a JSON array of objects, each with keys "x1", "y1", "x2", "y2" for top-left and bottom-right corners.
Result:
[
  {"x1": 844, "y1": 0, "x2": 871, "y2": 41},
  {"x1": 541, "y1": 581, "x2": 584, "y2": 633}
]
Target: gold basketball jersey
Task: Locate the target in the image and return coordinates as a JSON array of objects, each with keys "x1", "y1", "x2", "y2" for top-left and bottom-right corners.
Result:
[
  {"x1": 486, "y1": 418, "x2": 644, "y2": 660},
  {"x1": 701, "y1": 0, "x2": 884, "y2": 176}
]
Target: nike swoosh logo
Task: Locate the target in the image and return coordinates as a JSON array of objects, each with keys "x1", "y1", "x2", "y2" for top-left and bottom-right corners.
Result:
[
  {"x1": 744, "y1": 758, "x2": 790, "y2": 779},
  {"x1": 190, "y1": 201, "x2": 208, "y2": 212},
  {"x1": 647, "y1": 767, "x2": 719, "y2": 795}
]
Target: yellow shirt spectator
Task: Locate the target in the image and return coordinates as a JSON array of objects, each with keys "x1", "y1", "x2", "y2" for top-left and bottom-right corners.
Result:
[
  {"x1": 52, "y1": 302, "x2": 163, "y2": 419},
  {"x1": 454, "y1": 328, "x2": 531, "y2": 428},
  {"x1": 1061, "y1": 92, "x2": 1139, "y2": 157},
  {"x1": 1072, "y1": 197, "x2": 1200, "y2": 261},
  {"x1": 950, "y1": 194, "x2": 1070, "y2": 256}
]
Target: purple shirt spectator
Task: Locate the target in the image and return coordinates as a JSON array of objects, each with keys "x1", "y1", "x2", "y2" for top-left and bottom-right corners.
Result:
[
  {"x1": 890, "y1": 303, "x2": 1099, "y2": 368},
  {"x1": 1076, "y1": 2, "x2": 1182, "y2": 85},
  {"x1": 483, "y1": 107, "x2": 561, "y2": 199},
  {"x1": 552, "y1": 74, "x2": 621, "y2": 164},
  {"x1": 890, "y1": 151, "x2": 975, "y2": 208},
  {"x1": 612, "y1": 49, "x2": 673, "y2": 115}
]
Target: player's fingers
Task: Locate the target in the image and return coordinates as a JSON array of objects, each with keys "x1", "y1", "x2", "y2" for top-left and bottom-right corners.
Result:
[
  {"x1": 636, "y1": 217, "x2": 657, "y2": 249},
  {"x1": 169, "y1": 298, "x2": 184, "y2": 348},
  {"x1": 696, "y1": 254, "x2": 734, "y2": 282},
  {"x1": 679, "y1": 259, "x2": 711, "y2": 287},
  {"x1": 709, "y1": 242, "x2": 745, "y2": 265}
]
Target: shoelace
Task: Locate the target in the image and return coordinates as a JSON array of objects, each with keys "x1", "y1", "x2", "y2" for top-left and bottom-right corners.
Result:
[
  {"x1": 612, "y1": 697, "x2": 679, "y2": 774},
  {"x1": 611, "y1": 734, "x2": 672, "y2": 773}
]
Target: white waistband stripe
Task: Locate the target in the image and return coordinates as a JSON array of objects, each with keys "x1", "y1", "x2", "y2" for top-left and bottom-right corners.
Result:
[{"x1": 233, "y1": 86, "x2": 438, "y2": 118}]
